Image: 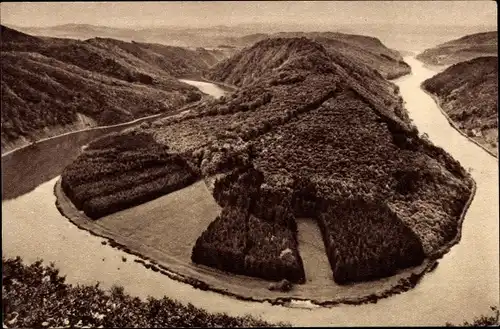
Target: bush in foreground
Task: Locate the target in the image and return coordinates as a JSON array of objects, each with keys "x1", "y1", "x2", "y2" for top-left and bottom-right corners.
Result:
[
  {"x1": 2, "y1": 257, "x2": 286, "y2": 328},
  {"x1": 446, "y1": 306, "x2": 499, "y2": 327}
]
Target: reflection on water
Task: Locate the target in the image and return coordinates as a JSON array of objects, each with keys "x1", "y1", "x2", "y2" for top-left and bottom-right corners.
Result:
[
  {"x1": 1, "y1": 118, "x2": 155, "y2": 200},
  {"x1": 1, "y1": 80, "x2": 227, "y2": 200},
  {"x1": 1, "y1": 62, "x2": 498, "y2": 326}
]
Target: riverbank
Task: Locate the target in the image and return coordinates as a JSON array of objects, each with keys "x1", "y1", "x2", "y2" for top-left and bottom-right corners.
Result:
[
  {"x1": 421, "y1": 63, "x2": 452, "y2": 72},
  {"x1": 0, "y1": 87, "x2": 220, "y2": 201},
  {"x1": 1, "y1": 82, "x2": 221, "y2": 157},
  {"x1": 55, "y1": 173, "x2": 473, "y2": 308},
  {"x1": 196, "y1": 77, "x2": 238, "y2": 93},
  {"x1": 2, "y1": 112, "x2": 166, "y2": 157},
  {"x1": 1, "y1": 113, "x2": 98, "y2": 156},
  {"x1": 422, "y1": 88, "x2": 498, "y2": 158}
]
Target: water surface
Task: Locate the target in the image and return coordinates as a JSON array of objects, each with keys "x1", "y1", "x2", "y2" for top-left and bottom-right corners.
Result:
[{"x1": 180, "y1": 79, "x2": 226, "y2": 99}]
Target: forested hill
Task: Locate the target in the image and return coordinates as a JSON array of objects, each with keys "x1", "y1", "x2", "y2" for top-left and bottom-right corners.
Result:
[
  {"x1": 223, "y1": 31, "x2": 411, "y2": 79},
  {"x1": 62, "y1": 37, "x2": 472, "y2": 285},
  {"x1": 422, "y1": 56, "x2": 498, "y2": 156},
  {"x1": 416, "y1": 31, "x2": 497, "y2": 66},
  {"x1": 0, "y1": 25, "x2": 221, "y2": 151},
  {"x1": 208, "y1": 37, "x2": 412, "y2": 130}
]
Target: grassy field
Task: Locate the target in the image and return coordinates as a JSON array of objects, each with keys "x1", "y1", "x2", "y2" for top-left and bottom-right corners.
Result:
[{"x1": 94, "y1": 180, "x2": 221, "y2": 261}]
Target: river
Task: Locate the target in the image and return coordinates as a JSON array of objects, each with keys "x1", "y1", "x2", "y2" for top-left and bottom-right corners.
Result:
[
  {"x1": 2, "y1": 68, "x2": 499, "y2": 326},
  {"x1": 180, "y1": 79, "x2": 227, "y2": 99}
]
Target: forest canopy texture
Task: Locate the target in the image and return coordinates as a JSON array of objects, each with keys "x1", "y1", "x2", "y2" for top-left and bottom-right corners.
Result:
[
  {"x1": 61, "y1": 37, "x2": 473, "y2": 285},
  {"x1": 0, "y1": 25, "x2": 220, "y2": 148},
  {"x1": 422, "y1": 56, "x2": 498, "y2": 155}
]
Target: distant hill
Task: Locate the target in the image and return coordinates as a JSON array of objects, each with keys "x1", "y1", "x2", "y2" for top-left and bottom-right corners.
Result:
[
  {"x1": 208, "y1": 37, "x2": 411, "y2": 126},
  {"x1": 61, "y1": 37, "x2": 472, "y2": 286},
  {"x1": 10, "y1": 24, "x2": 410, "y2": 79},
  {"x1": 224, "y1": 31, "x2": 411, "y2": 79},
  {"x1": 422, "y1": 56, "x2": 498, "y2": 156},
  {"x1": 8, "y1": 23, "x2": 255, "y2": 49},
  {"x1": 416, "y1": 31, "x2": 497, "y2": 66},
  {"x1": 1, "y1": 24, "x2": 45, "y2": 44},
  {"x1": 0, "y1": 25, "x2": 223, "y2": 151}
]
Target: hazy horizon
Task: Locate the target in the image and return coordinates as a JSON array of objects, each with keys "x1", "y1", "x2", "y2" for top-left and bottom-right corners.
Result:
[{"x1": 1, "y1": 1, "x2": 497, "y2": 29}]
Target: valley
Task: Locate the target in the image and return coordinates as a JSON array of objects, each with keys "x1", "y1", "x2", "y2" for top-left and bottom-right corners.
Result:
[
  {"x1": 1, "y1": 3, "x2": 498, "y2": 326},
  {"x1": 0, "y1": 25, "x2": 223, "y2": 152},
  {"x1": 416, "y1": 30, "x2": 498, "y2": 158},
  {"x1": 2, "y1": 54, "x2": 498, "y2": 326}
]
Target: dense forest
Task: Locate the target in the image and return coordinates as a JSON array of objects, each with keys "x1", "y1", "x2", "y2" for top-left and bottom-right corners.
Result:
[
  {"x1": 0, "y1": 25, "x2": 221, "y2": 149},
  {"x1": 1, "y1": 25, "x2": 410, "y2": 150},
  {"x1": 61, "y1": 37, "x2": 473, "y2": 284},
  {"x1": 61, "y1": 130, "x2": 200, "y2": 219},
  {"x1": 416, "y1": 31, "x2": 497, "y2": 66},
  {"x1": 422, "y1": 56, "x2": 498, "y2": 156}
]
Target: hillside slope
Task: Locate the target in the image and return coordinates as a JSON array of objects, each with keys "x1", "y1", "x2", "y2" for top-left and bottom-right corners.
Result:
[
  {"x1": 12, "y1": 24, "x2": 409, "y2": 79},
  {"x1": 422, "y1": 56, "x2": 498, "y2": 156},
  {"x1": 0, "y1": 25, "x2": 220, "y2": 151},
  {"x1": 61, "y1": 37, "x2": 473, "y2": 285},
  {"x1": 9, "y1": 23, "x2": 254, "y2": 53},
  {"x1": 416, "y1": 31, "x2": 497, "y2": 66},
  {"x1": 223, "y1": 31, "x2": 411, "y2": 79}
]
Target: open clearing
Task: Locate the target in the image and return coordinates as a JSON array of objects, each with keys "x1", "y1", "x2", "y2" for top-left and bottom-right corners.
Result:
[
  {"x1": 296, "y1": 218, "x2": 332, "y2": 283},
  {"x1": 94, "y1": 180, "x2": 222, "y2": 261}
]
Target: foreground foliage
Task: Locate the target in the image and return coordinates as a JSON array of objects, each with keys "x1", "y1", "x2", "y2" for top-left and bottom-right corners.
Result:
[
  {"x1": 446, "y1": 306, "x2": 499, "y2": 327},
  {"x1": 2, "y1": 257, "x2": 285, "y2": 328},
  {"x1": 3, "y1": 257, "x2": 495, "y2": 327}
]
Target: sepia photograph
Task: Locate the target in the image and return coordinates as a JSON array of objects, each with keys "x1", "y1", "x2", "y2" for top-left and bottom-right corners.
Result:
[{"x1": 1, "y1": 1, "x2": 498, "y2": 327}]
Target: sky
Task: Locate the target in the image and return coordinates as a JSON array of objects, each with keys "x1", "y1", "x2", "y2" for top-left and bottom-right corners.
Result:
[{"x1": 1, "y1": 1, "x2": 497, "y2": 29}]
